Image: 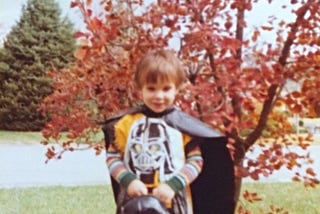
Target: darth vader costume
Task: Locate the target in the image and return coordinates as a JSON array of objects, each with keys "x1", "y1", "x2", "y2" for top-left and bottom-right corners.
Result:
[{"x1": 103, "y1": 105, "x2": 235, "y2": 214}]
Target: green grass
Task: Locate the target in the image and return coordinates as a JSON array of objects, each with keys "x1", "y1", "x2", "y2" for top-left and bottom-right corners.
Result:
[
  {"x1": 0, "y1": 185, "x2": 116, "y2": 214},
  {"x1": 239, "y1": 182, "x2": 320, "y2": 214},
  {"x1": 0, "y1": 131, "x2": 43, "y2": 144},
  {"x1": 1, "y1": 183, "x2": 319, "y2": 214},
  {"x1": 1, "y1": 131, "x2": 319, "y2": 213},
  {"x1": 0, "y1": 130, "x2": 104, "y2": 145}
]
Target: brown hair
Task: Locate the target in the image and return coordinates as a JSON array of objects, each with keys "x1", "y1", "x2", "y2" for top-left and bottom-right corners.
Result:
[{"x1": 134, "y1": 49, "x2": 186, "y2": 89}]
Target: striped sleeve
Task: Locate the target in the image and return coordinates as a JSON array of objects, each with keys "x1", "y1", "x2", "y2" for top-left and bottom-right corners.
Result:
[
  {"x1": 106, "y1": 144, "x2": 136, "y2": 188},
  {"x1": 166, "y1": 145, "x2": 203, "y2": 192}
]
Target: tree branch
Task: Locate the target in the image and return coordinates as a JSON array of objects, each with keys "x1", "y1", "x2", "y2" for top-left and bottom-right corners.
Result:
[{"x1": 244, "y1": 1, "x2": 312, "y2": 151}]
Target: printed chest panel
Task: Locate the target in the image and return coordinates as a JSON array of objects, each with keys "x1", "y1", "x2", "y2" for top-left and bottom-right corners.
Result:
[{"x1": 123, "y1": 117, "x2": 185, "y2": 188}]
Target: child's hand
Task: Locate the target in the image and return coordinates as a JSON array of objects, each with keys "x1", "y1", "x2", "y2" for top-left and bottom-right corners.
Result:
[
  {"x1": 127, "y1": 179, "x2": 148, "y2": 197},
  {"x1": 152, "y1": 183, "x2": 175, "y2": 206}
]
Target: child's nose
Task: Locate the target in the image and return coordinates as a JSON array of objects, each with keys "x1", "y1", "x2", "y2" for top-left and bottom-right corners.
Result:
[{"x1": 154, "y1": 90, "x2": 164, "y2": 98}]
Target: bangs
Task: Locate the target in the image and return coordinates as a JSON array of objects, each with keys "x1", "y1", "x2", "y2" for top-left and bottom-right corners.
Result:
[
  {"x1": 140, "y1": 58, "x2": 179, "y2": 85},
  {"x1": 144, "y1": 66, "x2": 177, "y2": 85},
  {"x1": 134, "y1": 49, "x2": 186, "y2": 89}
]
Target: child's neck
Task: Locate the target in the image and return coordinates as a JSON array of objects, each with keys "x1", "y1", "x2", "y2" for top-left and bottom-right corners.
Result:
[{"x1": 142, "y1": 104, "x2": 175, "y2": 117}]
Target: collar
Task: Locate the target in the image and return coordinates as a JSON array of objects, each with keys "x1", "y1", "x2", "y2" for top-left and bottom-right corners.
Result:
[{"x1": 141, "y1": 105, "x2": 175, "y2": 118}]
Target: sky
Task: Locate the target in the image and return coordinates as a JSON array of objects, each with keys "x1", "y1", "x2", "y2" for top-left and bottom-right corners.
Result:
[
  {"x1": 0, "y1": 0, "x2": 298, "y2": 45},
  {"x1": 0, "y1": 0, "x2": 86, "y2": 44}
]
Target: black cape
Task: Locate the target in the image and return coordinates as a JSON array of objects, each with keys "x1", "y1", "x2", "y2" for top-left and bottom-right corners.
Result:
[{"x1": 102, "y1": 106, "x2": 235, "y2": 214}]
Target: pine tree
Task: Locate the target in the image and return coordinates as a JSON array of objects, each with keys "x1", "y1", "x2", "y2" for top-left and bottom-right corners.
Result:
[{"x1": 0, "y1": 0, "x2": 76, "y2": 130}]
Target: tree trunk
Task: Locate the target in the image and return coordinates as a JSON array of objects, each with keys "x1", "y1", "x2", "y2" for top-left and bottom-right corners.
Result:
[{"x1": 234, "y1": 163, "x2": 244, "y2": 208}]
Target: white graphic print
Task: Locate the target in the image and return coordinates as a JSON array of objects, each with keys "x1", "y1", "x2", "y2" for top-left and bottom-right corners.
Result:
[{"x1": 124, "y1": 117, "x2": 184, "y2": 187}]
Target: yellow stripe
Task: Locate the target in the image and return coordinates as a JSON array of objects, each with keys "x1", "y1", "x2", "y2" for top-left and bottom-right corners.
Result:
[{"x1": 113, "y1": 113, "x2": 144, "y2": 153}]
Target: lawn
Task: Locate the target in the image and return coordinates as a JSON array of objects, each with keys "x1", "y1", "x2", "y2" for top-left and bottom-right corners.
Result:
[
  {"x1": 0, "y1": 185, "x2": 116, "y2": 214},
  {"x1": 1, "y1": 131, "x2": 319, "y2": 213},
  {"x1": 238, "y1": 182, "x2": 320, "y2": 214},
  {"x1": 0, "y1": 182, "x2": 319, "y2": 214},
  {"x1": 0, "y1": 131, "x2": 43, "y2": 144},
  {"x1": 0, "y1": 130, "x2": 104, "y2": 145}
]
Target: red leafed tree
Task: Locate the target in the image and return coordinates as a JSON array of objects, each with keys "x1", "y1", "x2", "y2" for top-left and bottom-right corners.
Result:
[{"x1": 41, "y1": 0, "x2": 320, "y2": 212}]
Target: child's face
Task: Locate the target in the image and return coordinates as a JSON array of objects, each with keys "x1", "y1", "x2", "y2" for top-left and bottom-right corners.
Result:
[{"x1": 141, "y1": 80, "x2": 178, "y2": 113}]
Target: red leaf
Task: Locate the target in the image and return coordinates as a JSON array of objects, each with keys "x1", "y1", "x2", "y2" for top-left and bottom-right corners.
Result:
[
  {"x1": 252, "y1": 30, "x2": 259, "y2": 42},
  {"x1": 74, "y1": 48, "x2": 88, "y2": 60},
  {"x1": 70, "y1": 1, "x2": 79, "y2": 8},
  {"x1": 165, "y1": 19, "x2": 175, "y2": 28},
  {"x1": 292, "y1": 176, "x2": 301, "y2": 182},
  {"x1": 261, "y1": 26, "x2": 273, "y2": 31},
  {"x1": 45, "y1": 148, "x2": 56, "y2": 160},
  {"x1": 86, "y1": 0, "x2": 92, "y2": 6},
  {"x1": 224, "y1": 21, "x2": 232, "y2": 30},
  {"x1": 291, "y1": 104, "x2": 302, "y2": 114},
  {"x1": 73, "y1": 31, "x2": 90, "y2": 39},
  {"x1": 89, "y1": 17, "x2": 103, "y2": 30},
  {"x1": 177, "y1": 7, "x2": 187, "y2": 15},
  {"x1": 291, "y1": 91, "x2": 301, "y2": 98},
  {"x1": 306, "y1": 168, "x2": 316, "y2": 176},
  {"x1": 87, "y1": 9, "x2": 92, "y2": 17},
  {"x1": 250, "y1": 172, "x2": 259, "y2": 180},
  {"x1": 243, "y1": 190, "x2": 262, "y2": 203}
]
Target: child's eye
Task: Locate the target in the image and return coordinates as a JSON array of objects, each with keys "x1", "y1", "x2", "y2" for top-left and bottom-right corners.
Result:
[
  {"x1": 163, "y1": 86, "x2": 173, "y2": 91},
  {"x1": 146, "y1": 86, "x2": 156, "y2": 91}
]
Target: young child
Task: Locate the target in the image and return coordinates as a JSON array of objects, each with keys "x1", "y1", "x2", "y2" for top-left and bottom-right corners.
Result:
[{"x1": 103, "y1": 50, "x2": 234, "y2": 214}]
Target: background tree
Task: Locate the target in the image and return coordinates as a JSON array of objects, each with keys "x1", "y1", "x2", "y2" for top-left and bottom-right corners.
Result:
[
  {"x1": 0, "y1": 0, "x2": 76, "y2": 131},
  {"x1": 41, "y1": 0, "x2": 320, "y2": 213}
]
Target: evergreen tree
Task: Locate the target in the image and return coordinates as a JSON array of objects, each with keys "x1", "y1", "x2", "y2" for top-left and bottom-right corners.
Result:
[{"x1": 0, "y1": 0, "x2": 76, "y2": 131}]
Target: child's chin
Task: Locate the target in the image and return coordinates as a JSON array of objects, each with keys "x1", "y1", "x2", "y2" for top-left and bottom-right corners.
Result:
[{"x1": 152, "y1": 107, "x2": 165, "y2": 113}]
